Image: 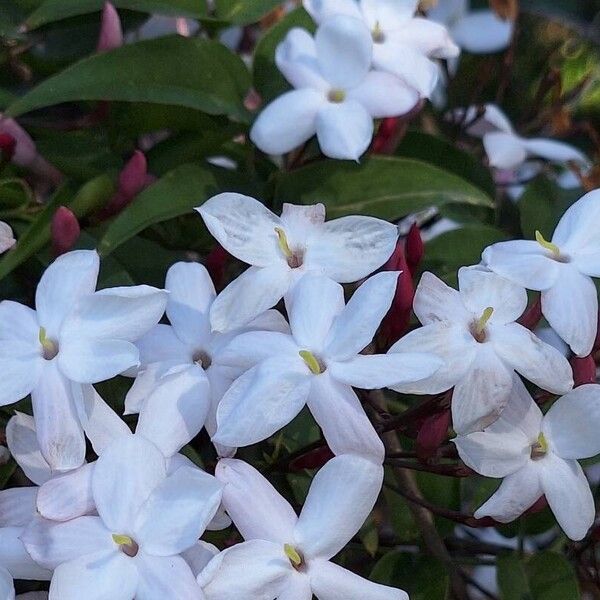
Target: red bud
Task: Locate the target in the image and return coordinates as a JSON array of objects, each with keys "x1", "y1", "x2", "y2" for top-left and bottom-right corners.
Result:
[
  {"x1": 518, "y1": 295, "x2": 542, "y2": 330},
  {"x1": 0, "y1": 133, "x2": 16, "y2": 163},
  {"x1": 97, "y1": 2, "x2": 123, "y2": 53},
  {"x1": 51, "y1": 206, "x2": 80, "y2": 256},
  {"x1": 524, "y1": 495, "x2": 548, "y2": 516},
  {"x1": 416, "y1": 409, "x2": 451, "y2": 462},
  {"x1": 405, "y1": 223, "x2": 424, "y2": 273},
  {"x1": 205, "y1": 244, "x2": 230, "y2": 290},
  {"x1": 371, "y1": 117, "x2": 401, "y2": 154},
  {"x1": 571, "y1": 354, "x2": 596, "y2": 386},
  {"x1": 288, "y1": 445, "x2": 334, "y2": 471}
]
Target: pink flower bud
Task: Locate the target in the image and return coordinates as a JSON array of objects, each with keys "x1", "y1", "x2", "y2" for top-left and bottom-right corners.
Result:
[
  {"x1": 0, "y1": 133, "x2": 16, "y2": 163},
  {"x1": 288, "y1": 445, "x2": 334, "y2": 472},
  {"x1": 371, "y1": 117, "x2": 401, "y2": 154},
  {"x1": 205, "y1": 244, "x2": 230, "y2": 290},
  {"x1": 571, "y1": 354, "x2": 596, "y2": 386},
  {"x1": 517, "y1": 295, "x2": 542, "y2": 330},
  {"x1": 0, "y1": 116, "x2": 37, "y2": 167},
  {"x1": 416, "y1": 409, "x2": 450, "y2": 462},
  {"x1": 51, "y1": 206, "x2": 80, "y2": 256},
  {"x1": 97, "y1": 2, "x2": 123, "y2": 53},
  {"x1": 405, "y1": 222, "x2": 424, "y2": 273}
]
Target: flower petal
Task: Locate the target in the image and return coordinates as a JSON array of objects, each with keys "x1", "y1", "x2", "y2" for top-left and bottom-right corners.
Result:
[
  {"x1": 0, "y1": 300, "x2": 38, "y2": 345},
  {"x1": 0, "y1": 567, "x2": 13, "y2": 600},
  {"x1": 542, "y1": 384, "x2": 600, "y2": 459},
  {"x1": 124, "y1": 360, "x2": 181, "y2": 415},
  {"x1": 136, "y1": 554, "x2": 201, "y2": 599},
  {"x1": 552, "y1": 189, "x2": 600, "y2": 252},
  {"x1": 277, "y1": 572, "x2": 313, "y2": 600},
  {"x1": 304, "y1": 0, "x2": 363, "y2": 22},
  {"x1": 451, "y1": 10, "x2": 513, "y2": 54},
  {"x1": 250, "y1": 89, "x2": 324, "y2": 155},
  {"x1": 0, "y1": 487, "x2": 37, "y2": 527},
  {"x1": 136, "y1": 325, "x2": 190, "y2": 367},
  {"x1": 0, "y1": 343, "x2": 42, "y2": 408},
  {"x1": 92, "y1": 435, "x2": 166, "y2": 532},
  {"x1": 360, "y1": 0, "x2": 418, "y2": 29},
  {"x1": 216, "y1": 458, "x2": 297, "y2": 543},
  {"x1": 308, "y1": 217, "x2": 397, "y2": 284},
  {"x1": 307, "y1": 374, "x2": 384, "y2": 462},
  {"x1": 522, "y1": 138, "x2": 588, "y2": 166},
  {"x1": 483, "y1": 131, "x2": 527, "y2": 170},
  {"x1": 181, "y1": 541, "x2": 219, "y2": 578},
  {"x1": 412, "y1": 271, "x2": 470, "y2": 326},
  {"x1": 391, "y1": 17, "x2": 459, "y2": 58},
  {"x1": 294, "y1": 454, "x2": 383, "y2": 560},
  {"x1": 0, "y1": 526, "x2": 52, "y2": 580}
]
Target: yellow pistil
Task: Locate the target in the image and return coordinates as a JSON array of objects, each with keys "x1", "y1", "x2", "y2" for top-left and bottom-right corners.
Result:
[
  {"x1": 474, "y1": 307, "x2": 494, "y2": 336},
  {"x1": 299, "y1": 350, "x2": 322, "y2": 375},
  {"x1": 372, "y1": 21, "x2": 385, "y2": 43},
  {"x1": 39, "y1": 327, "x2": 58, "y2": 360},
  {"x1": 112, "y1": 534, "x2": 133, "y2": 546},
  {"x1": 535, "y1": 230, "x2": 560, "y2": 257},
  {"x1": 274, "y1": 227, "x2": 292, "y2": 259},
  {"x1": 284, "y1": 544, "x2": 303, "y2": 568},
  {"x1": 531, "y1": 432, "x2": 548, "y2": 460},
  {"x1": 327, "y1": 89, "x2": 346, "y2": 103}
]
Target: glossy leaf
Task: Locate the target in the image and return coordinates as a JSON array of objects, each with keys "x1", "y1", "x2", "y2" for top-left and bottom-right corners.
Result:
[{"x1": 214, "y1": 0, "x2": 284, "y2": 25}]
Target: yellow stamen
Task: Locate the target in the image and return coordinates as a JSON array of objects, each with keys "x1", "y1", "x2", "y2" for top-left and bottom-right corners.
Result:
[
  {"x1": 536, "y1": 432, "x2": 548, "y2": 453},
  {"x1": 531, "y1": 432, "x2": 548, "y2": 459},
  {"x1": 284, "y1": 544, "x2": 302, "y2": 567},
  {"x1": 474, "y1": 307, "x2": 494, "y2": 335},
  {"x1": 299, "y1": 350, "x2": 322, "y2": 375},
  {"x1": 327, "y1": 89, "x2": 346, "y2": 103},
  {"x1": 38, "y1": 326, "x2": 48, "y2": 346},
  {"x1": 535, "y1": 230, "x2": 560, "y2": 257},
  {"x1": 372, "y1": 21, "x2": 385, "y2": 43},
  {"x1": 39, "y1": 327, "x2": 58, "y2": 359},
  {"x1": 274, "y1": 227, "x2": 292, "y2": 259},
  {"x1": 112, "y1": 534, "x2": 134, "y2": 546}
]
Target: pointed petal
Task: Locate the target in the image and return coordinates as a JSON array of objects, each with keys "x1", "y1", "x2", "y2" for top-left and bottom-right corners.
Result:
[
  {"x1": 451, "y1": 10, "x2": 513, "y2": 53},
  {"x1": 483, "y1": 131, "x2": 527, "y2": 170},
  {"x1": 307, "y1": 374, "x2": 384, "y2": 462},
  {"x1": 412, "y1": 271, "x2": 470, "y2": 325},
  {"x1": 552, "y1": 189, "x2": 600, "y2": 252},
  {"x1": 308, "y1": 217, "x2": 397, "y2": 284},
  {"x1": 0, "y1": 344, "x2": 41, "y2": 407},
  {"x1": 92, "y1": 435, "x2": 166, "y2": 532},
  {"x1": 136, "y1": 554, "x2": 201, "y2": 599},
  {"x1": 0, "y1": 488, "x2": 37, "y2": 527},
  {"x1": 325, "y1": 272, "x2": 398, "y2": 360},
  {"x1": 294, "y1": 455, "x2": 383, "y2": 560},
  {"x1": 216, "y1": 458, "x2": 297, "y2": 543},
  {"x1": 181, "y1": 541, "x2": 219, "y2": 578},
  {"x1": 0, "y1": 526, "x2": 52, "y2": 580},
  {"x1": 522, "y1": 138, "x2": 587, "y2": 166},
  {"x1": 124, "y1": 359, "x2": 181, "y2": 415},
  {"x1": 0, "y1": 300, "x2": 38, "y2": 345},
  {"x1": 136, "y1": 324, "x2": 190, "y2": 367}
]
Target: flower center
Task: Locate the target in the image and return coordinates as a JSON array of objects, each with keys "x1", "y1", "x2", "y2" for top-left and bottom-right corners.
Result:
[
  {"x1": 38, "y1": 327, "x2": 59, "y2": 360},
  {"x1": 327, "y1": 89, "x2": 346, "y2": 103},
  {"x1": 284, "y1": 544, "x2": 304, "y2": 571},
  {"x1": 112, "y1": 534, "x2": 139, "y2": 557},
  {"x1": 372, "y1": 21, "x2": 385, "y2": 43},
  {"x1": 535, "y1": 230, "x2": 569, "y2": 262},
  {"x1": 470, "y1": 307, "x2": 494, "y2": 343},
  {"x1": 193, "y1": 349, "x2": 212, "y2": 370},
  {"x1": 299, "y1": 350, "x2": 325, "y2": 375},
  {"x1": 274, "y1": 227, "x2": 304, "y2": 268},
  {"x1": 530, "y1": 432, "x2": 548, "y2": 460}
]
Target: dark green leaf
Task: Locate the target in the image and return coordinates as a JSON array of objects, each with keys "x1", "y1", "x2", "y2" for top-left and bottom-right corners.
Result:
[
  {"x1": 497, "y1": 553, "x2": 532, "y2": 600},
  {"x1": 527, "y1": 551, "x2": 580, "y2": 600},
  {"x1": 214, "y1": 0, "x2": 283, "y2": 25}
]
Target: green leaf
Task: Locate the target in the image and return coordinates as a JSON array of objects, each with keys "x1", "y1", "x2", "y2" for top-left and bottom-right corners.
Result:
[
  {"x1": 6, "y1": 37, "x2": 251, "y2": 121},
  {"x1": 497, "y1": 553, "x2": 532, "y2": 600},
  {"x1": 214, "y1": 0, "x2": 283, "y2": 25},
  {"x1": 253, "y1": 7, "x2": 315, "y2": 103},
  {"x1": 527, "y1": 551, "x2": 580, "y2": 600},
  {"x1": 98, "y1": 162, "x2": 260, "y2": 256},
  {"x1": 274, "y1": 157, "x2": 494, "y2": 220},
  {"x1": 25, "y1": 0, "x2": 208, "y2": 29}
]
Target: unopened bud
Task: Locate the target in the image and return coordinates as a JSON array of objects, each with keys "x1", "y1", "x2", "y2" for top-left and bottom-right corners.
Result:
[
  {"x1": 405, "y1": 223, "x2": 424, "y2": 273},
  {"x1": 206, "y1": 244, "x2": 230, "y2": 290},
  {"x1": 0, "y1": 133, "x2": 16, "y2": 163},
  {"x1": 97, "y1": 2, "x2": 123, "y2": 53},
  {"x1": 288, "y1": 445, "x2": 334, "y2": 472},
  {"x1": 517, "y1": 296, "x2": 542, "y2": 330},
  {"x1": 118, "y1": 150, "x2": 147, "y2": 199},
  {"x1": 416, "y1": 409, "x2": 450, "y2": 461},
  {"x1": 371, "y1": 117, "x2": 401, "y2": 155},
  {"x1": 571, "y1": 354, "x2": 596, "y2": 386},
  {"x1": 51, "y1": 206, "x2": 80, "y2": 256},
  {"x1": 0, "y1": 116, "x2": 36, "y2": 167}
]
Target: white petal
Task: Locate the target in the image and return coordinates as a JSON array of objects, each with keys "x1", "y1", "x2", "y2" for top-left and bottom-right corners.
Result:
[
  {"x1": 540, "y1": 453, "x2": 594, "y2": 541},
  {"x1": 452, "y1": 344, "x2": 514, "y2": 434},
  {"x1": 307, "y1": 374, "x2": 384, "y2": 462},
  {"x1": 135, "y1": 466, "x2": 221, "y2": 555},
  {"x1": 451, "y1": 10, "x2": 513, "y2": 54},
  {"x1": 31, "y1": 363, "x2": 86, "y2": 471},
  {"x1": 201, "y1": 540, "x2": 291, "y2": 600},
  {"x1": 310, "y1": 559, "x2": 408, "y2": 600},
  {"x1": 482, "y1": 240, "x2": 561, "y2": 290},
  {"x1": 92, "y1": 435, "x2": 166, "y2": 532},
  {"x1": 315, "y1": 15, "x2": 372, "y2": 89},
  {"x1": 474, "y1": 462, "x2": 542, "y2": 522},
  {"x1": 325, "y1": 272, "x2": 398, "y2": 360},
  {"x1": 0, "y1": 301, "x2": 38, "y2": 345},
  {"x1": 360, "y1": 0, "x2": 418, "y2": 29},
  {"x1": 165, "y1": 261, "x2": 215, "y2": 347},
  {"x1": 316, "y1": 99, "x2": 373, "y2": 160},
  {"x1": 181, "y1": 541, "x2": 219, "y2": 578},
  {"x1": 427, "y1": 0, "x2": 467, "y2": 26},
  {"x1": 0, "y1": 567, "x2": 14, "y2": 600},
  {"x1": 136, "y1": 324, "x2": 190, "y2": 367},
  {"x1": 49, "y1": 550, "x2": 138, "y2": 600},
  {"x1": 543, "y1": 384, "x2": 600, "y2": 459},
  {"x1": 412, "y1": 271, "x2": 470, "y2": 325},
  {"x1": 522, "y1": 138, "x2": 588, "y2": 166},
  {"x1": 250, "y1": 89, "x2": 324, "y2": 155},
  {"x1": 464, "y1": 103, "x2": 514, "y2": 136},
  {"x1": 37, "y1": 464, "x2": 95, "y2": 522},
  {"x1": 22, "y1": 516, "x2": 112, "y2": 569},
  {"x1": 216, "y1": 458, "x2": 297, "y2": 543},
  {"x1": 390, "y1": 17, "x2": 459, "y2": 58},
  {"x1": 5, "y1": 412, "x2": 51, "y2": 485},
  {"x1": 35, "y1": 250, "x2": 99, "y2": 337},
  {"x1": 0, "y1": 526, "x2": 52, "y2": 580},
  {"x1": 0, "y1": 488, "x2": 37, "y2": 527},
  {"x1": 346, "y1": 70, "x2": 418, "y2": 118},
  {"x1": 136, "y1": 554, "x2": 201, "y2": 600},
  {"x1": 294, "y1": 454, "x2": 383, "y2": 560},
  {"x1": 277, "y1": 572, "x2": 313, "y2": 600},
  {"x1": 136, "y1": 365, "x2": 210, "y2": 457},
  {"x1": 542, "y1": 267, "x2": 597, "y2": 357},
  {"x1": 303, "y1": 0, "x2": 363, "y2": 23},
  {"x1": 553, "y1": 189, "x2": 600, "y2": 255},
  {"x1": 214, "y1": 357, "x2": 311, "y2": 447},
  {"x1": 458, "y1": 265, "x2": 527, "y2": 324},
  {"x1": 210, "y1": 264, "x2": 292, "y2": 332},
  {"x1": 124, "y1": 360, "x2": 181, "y2": 415},
  {"x1": 491, "y1": 323, "x2": 573, "y2": 394},
  {"x1": 285, "y1": 275, "x2": 344, "y2": 350},
  {"x1": 483, "y1": 131, "x2": 527, "y2": 170},
  {"x1": 0, "y1": 344, "x2": 41, "y2": 408},
  {"x1": 308, "y1": 216, "x2": 397, "y2": 283}
]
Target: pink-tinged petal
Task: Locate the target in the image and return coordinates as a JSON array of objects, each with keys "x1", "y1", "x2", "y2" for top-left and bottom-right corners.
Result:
[
  {"x1": 474, "y1": 462, "x2": 542, "y2": 522},
  {"x1": 552, "y1": 189, "x2": 600, "y2": 254},
  {"x1": 316, "y1": 99, "x2": 373, "y2": 160},
  {"x1": 451, "y1": 10, "x2": 513, "y2": 53},
  {"x1": 542, "y1": 267, "x2": 597, "y2": 357},
  {"x1": 539, "y1": 453, "x2": 594, "y2": 541},
  {"x1": 181, "y1": 541, "x2": 219, "y2": 578},
  {"x1": 310, "y1": 559, "x2": 408, "y2": 600},
  {"x1": 294, "y1": 455, "x2": 383, "y2": 560},
  {"x1": 97, "y1": 2, "x2": 123, "y2": 52},
  {"x1": 136, "y1": 324, "x2": 190, "y2": 367},
  {"x1": 0, "y1": 526, "x2": 51, "y2": 580},
  {"x1": 304, "y1": 0, "x2": 363, "y2": 23},
  {"x1": 0, "y1": 488, "x2": 37, "y2": 527},
  {"x1": 92, "y1": 435, "x2": 166, "y2": 533},
  {"x1": 307, "y1": 217, "x2": 397, "y2": 284},
  {"x1": 307, "y1": 374, "x2": 384, "y2": 462},
  {"x1": 136, "y1": 554, "x2": 202, "y2": 599},
  {"x1": 216, "y1": 458, "x2": 297, "y2": 543},
  {"x1": 165, "y1": 262, "x2": 215, "y2": 347},
  {"x1": 210, "y1": 264, "x2": 293, "y2": 332},
  {"x1": 542, "y1": 384, "x2": 600, "y2": 459},
  {"x1": 5, "y1": 412, "x2": 51, "y2": 485},
  {"x1": 412, "y1": 271, "x2": 470, "y2": 326}
]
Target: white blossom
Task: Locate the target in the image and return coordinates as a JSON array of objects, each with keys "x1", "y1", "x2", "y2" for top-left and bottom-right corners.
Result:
[{"x1": 0, "y1": 221, "x2": 15, "y2": 254}]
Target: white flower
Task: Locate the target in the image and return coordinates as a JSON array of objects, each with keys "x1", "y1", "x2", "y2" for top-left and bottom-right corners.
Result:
[
  {"x1": 483, "y1": 190, "x2": 600, "y2": 357},
  {"x1": 22, "y1": 435, "x2": 222, "y2": 600},
  {"x1": 454, "y1": 377, "x2": 600, "y2": 541},
  {"x1": 201, "y1": 455, "x2": 407, "y2": 600},
  {"x1": 0, "y1": 221, "x2": 16, "y2": 254},
  {"x1": 125, "y1": 261, "x2": 289, "y2": 458},
  {"x1": 0, "y1": 250, "x2": 167, "y2": 471},
  {"x1": 212, "y1": 272, "x2": 442, "y2": 462},
  {"x1": 196, "y1": 195, "x2": 398, "y2": 331},
  {"x1": 0, "y1": 567, "x2": 13, "y2": 600},
  {"x1": 304, "y1": 0, "x2": 459, "y2": 97},
  {"x1": 389, "y1": 265, "x2": 573, "y2": 434},
  {"x1": 250, "y1": 14, "x2": 419, "y2": 160}
]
